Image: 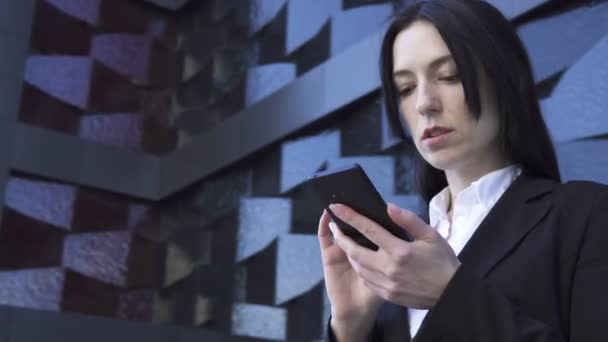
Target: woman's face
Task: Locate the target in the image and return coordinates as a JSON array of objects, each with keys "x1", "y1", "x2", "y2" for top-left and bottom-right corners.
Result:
[{"x1": 392, "y1": 20, "x2": 504, "y2": 172}]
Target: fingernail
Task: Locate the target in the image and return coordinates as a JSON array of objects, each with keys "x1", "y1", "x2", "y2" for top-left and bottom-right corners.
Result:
[
  {"x1": 328, "y1": 221, "x2": 338, "y2": 233},
  {"x1": 329, "y1": 203, "x2": 341, "y2": 215}
]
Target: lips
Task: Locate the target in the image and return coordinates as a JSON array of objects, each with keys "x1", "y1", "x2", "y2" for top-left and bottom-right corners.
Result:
[{"x1": 422, "y1": 126, "x2": 454, "y2": 140}]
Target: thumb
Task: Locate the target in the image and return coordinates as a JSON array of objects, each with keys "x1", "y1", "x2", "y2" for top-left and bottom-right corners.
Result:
[{"x1": 387, "y1": 203, "x2": 432, "y2": 240}]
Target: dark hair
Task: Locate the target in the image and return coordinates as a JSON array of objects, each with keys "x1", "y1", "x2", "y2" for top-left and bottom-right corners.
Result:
[{"x1": 381, "y1": 0, "x2": 560, "y2": 202}]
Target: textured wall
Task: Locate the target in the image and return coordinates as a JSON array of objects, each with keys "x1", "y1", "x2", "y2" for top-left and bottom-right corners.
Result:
[{"x1": 1, "y1": 0, "x2": 607, "y2": 341}]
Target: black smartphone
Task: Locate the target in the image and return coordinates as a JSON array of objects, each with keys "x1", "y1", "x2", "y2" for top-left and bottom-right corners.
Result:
[{"x1": 307, "y1": 163, "x2": 412, "y2": 250}]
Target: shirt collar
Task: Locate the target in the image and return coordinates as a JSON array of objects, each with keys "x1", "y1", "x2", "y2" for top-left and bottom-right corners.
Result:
[{"x1": 429, "y1": 165, "x2": 522, "y2": 228}]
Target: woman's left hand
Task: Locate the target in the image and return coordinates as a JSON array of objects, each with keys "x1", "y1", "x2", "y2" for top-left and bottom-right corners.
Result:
[{"x1": 328, "y1": 202, "x2": 461, "y2": 310}]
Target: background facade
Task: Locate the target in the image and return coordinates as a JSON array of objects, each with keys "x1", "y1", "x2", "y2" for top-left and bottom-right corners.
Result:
[{"x1": 0, "y1": 0, "x2": 607, "y2": 341}]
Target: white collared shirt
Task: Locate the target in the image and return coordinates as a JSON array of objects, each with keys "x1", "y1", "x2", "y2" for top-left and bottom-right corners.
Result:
[{"x1": 408, "y1": 164, "x2": 523, "y2": 338}]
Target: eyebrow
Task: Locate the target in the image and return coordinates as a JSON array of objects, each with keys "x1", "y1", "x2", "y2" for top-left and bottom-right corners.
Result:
[{"x1": 393, "y1": 55, "x2": 455, "y2": 78}]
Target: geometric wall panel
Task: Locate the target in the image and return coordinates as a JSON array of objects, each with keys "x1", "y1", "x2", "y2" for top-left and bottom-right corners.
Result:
[
  {"x1": 0, "y1": 268, "x2": 65, "y2": 311},
  {"x1": 91, "y1": 34, "x2": 182, "y2": 87},
  {"x1": 79, "y1": 113, "x2": 143, "y2": 150},
  {"x1": 236, "y1": 198, "x2": 291, "y2": 262},
  {"x1": 286, "y1": 0, "x2": 341, "y2": 54},
  {"x1": 91, "y1": 34, "x2": 156, "y2": 83},
  {"x1": 275, "y1": 234, "x2": 323, "y2": 305},
  {"x1": 231, "y1": 303, "x2": 287, "y2": 341},
  {"x1": 31, "y1": 0, "x2": 91, "y2": 55},
  {"x1": 4, "y1": 177, "x2": 76, "y2": 230},
  {"x1": 245, "y1": 63, "x2": 296, "y2": 106},
  {"x1": 24, "y1": 56, "x2": 92, "y2": 110},
  {"x1": 25, "y1": 56, "x2": 141, "y2": 113},
  {"x1": 330, "y1": 4, "x2": 391, "y2": 56},
  {"x1": 518, "y1": 2, "x2": 608, "y2": 82},
  {"x1": 489, "y1": 0, "x2": 548, "y2": 19},
  {"x1": 0, "y1": 208, "x2": 65, "y2": 269},
  {"x1": 557, "y1": 139, "x2": 608, "y2": 185},
  {"x1": 43, "y1": 0, "x2": 102, "y2": 26},
  {"x1": 62, "y1": 231, "x2": 132, "y2": 286},
  {"x1": 542, "y1": 34, "x2": 608, "y2": 142},
  {"x1": 249, "y1": 0, "x2": 287, "y2": 35},
  {"x1": 280, "y1": 130, "x2": 340, "y2": 193},
  {"x1": 44, "y1": 0, "x2": 149, "y2": 33}
]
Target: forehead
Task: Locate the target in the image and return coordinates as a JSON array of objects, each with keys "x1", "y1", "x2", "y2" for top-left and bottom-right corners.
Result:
[{"x1": 392, "y1": 20, "x2": 453, "y2": 72}]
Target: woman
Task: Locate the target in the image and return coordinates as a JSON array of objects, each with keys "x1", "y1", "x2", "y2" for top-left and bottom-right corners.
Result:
[{"x1": 318, "y1": 0, "x2": 608, "y2": 341}]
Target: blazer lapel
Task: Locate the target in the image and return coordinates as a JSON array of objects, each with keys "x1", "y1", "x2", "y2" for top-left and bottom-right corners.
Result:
[
  {"x1": 413, "y1": 174, "x2": 555, "y2": 341},
  {"x1": 456, "y1": 173, "x2": 555, "y2": 278}
]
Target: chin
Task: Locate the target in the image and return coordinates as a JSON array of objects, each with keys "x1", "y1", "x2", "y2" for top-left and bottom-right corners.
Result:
[{"x1": 421, "y1": 152, "x2": 461, "y2": 171}]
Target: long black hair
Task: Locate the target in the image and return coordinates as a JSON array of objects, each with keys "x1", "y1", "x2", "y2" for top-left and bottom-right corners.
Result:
[{"x1": 381, "y1": 0, "x2": 560, "y2": 202}]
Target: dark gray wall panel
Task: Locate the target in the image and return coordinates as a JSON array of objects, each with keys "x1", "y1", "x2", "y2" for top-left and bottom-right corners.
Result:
[
  {"x1": 557, "y1": 140, "x2": 608, "y2": 185},
  {"x1": 12, "y1": 124, "x2": 160, "y2": 199},
  {"x1": 0, "y1": 1, "x2": 36, "y2": 34},
  {"x1": 2, "y1": 305, "x2": 270, "y2": 342},
  {"x1": 0, "y1": 0, "x2": 35, "y2": 227},
  {"x1": 542, "y1": 34, "x2": 608, "y2": 142},
  {"x1": 518, "y1": 2, "x2": 608, "y2": 82}
]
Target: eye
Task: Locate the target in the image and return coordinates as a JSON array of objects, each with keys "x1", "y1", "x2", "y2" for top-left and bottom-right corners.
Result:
[
  {"x1": 439, "y1": 74, "x2": 460, "y2": 82},
  {"x1": 398, "y1": 85, "x2": 415, "y2": 97}
]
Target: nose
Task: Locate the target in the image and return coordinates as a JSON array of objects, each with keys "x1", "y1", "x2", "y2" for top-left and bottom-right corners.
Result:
[{"x1": 415, "y1": 83, "x2": 441, "y2": 116}]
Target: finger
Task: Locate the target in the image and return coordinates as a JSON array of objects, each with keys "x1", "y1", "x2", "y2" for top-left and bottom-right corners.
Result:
[
  {"x1": 387, "y1": 203, "x2": 433, "y2": 240},
  {"x1": 329, "y1": 204, "x2": 401, "y2": 251},
  {"x1": 362, "y1": 279, "x2": 395, "y2": 304},
  {"x1": 317, "y1": 210, "x2": 333, "y2": 249},
  {"x1": 348, "y1": 255, "x2": 390, "y2": 285},
  {"x1": 328, "y1": 220, "x2": 377, "y2": 264}
]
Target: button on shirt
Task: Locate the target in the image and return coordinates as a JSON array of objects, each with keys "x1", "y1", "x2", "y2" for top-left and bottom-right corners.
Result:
[{"x1": 408, "y1": 165, "x2": 523, "y2": 338}]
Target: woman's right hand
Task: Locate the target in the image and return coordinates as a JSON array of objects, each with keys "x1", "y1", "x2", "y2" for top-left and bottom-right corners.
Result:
[{"x1": 318, "y1": 210, "x2": 384, "y2": 339}]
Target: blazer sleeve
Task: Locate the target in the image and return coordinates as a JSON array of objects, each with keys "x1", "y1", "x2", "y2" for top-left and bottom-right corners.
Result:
[{"x1": 414, "y1": 186, "x2": 608, "y2": 342}]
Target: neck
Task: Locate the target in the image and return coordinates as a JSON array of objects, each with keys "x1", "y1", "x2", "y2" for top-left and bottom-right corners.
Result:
[{"x1": 444, "y1": 156, "x2": 511, "y2": 211}]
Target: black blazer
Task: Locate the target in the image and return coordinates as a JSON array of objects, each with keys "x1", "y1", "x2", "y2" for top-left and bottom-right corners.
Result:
[{"x1": 327, "y1": 173, "x2": 608, "y2": 341}]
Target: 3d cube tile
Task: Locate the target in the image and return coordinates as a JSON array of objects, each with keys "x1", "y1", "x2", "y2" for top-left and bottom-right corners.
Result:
[
  {"x1": 0, "y1": 267, "x2": 65, "y2": 311},
  {"x1": 245, "y1": 63, "x2": 296, "y2": 106},
  {"x1": 519, "y1": 2, "x2": 608, "y2": 82},
  {"x1": 231, "y1": 303, "x2": 287, "y2": 341},
  {"x1": 237, "y1": 198, "x2": 291, "y2": 262},
  {"x1": 542, "y1": 34, "x2": 608, "y2": 142},
  {"x1": 489, "y1": 0, "x2": 548, "y2": 19},
  {"x1": 249, "y1": 0, "x2": 287, "y2": 35},
  {"x1": 330, "y1": 4, "x2": 391, "y2": 56},
  {"x1": 280, "y1": 130, "x2": 341, "y2": 193},
  {"x1": 0, "y1": 208, "x2": 65, "y2": 269},
  {"x1": 275, "y1": 234, "x2": 323, "y2": 305},
  {"x1": 79, "y1": 113, "x2": 143, "y2": 151},
  {"x1": 5, "y1": 177, "x2": 76, "y2": 230},
  {"x1": 557, "y1": 139, "x2": 608, "y2": 185},
  {"x1": 62, "y1": 231, "x2": 132, "y2": 286},
  {"x1": 286, "y1": 0, "x2": 341, "y2": 54}
]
